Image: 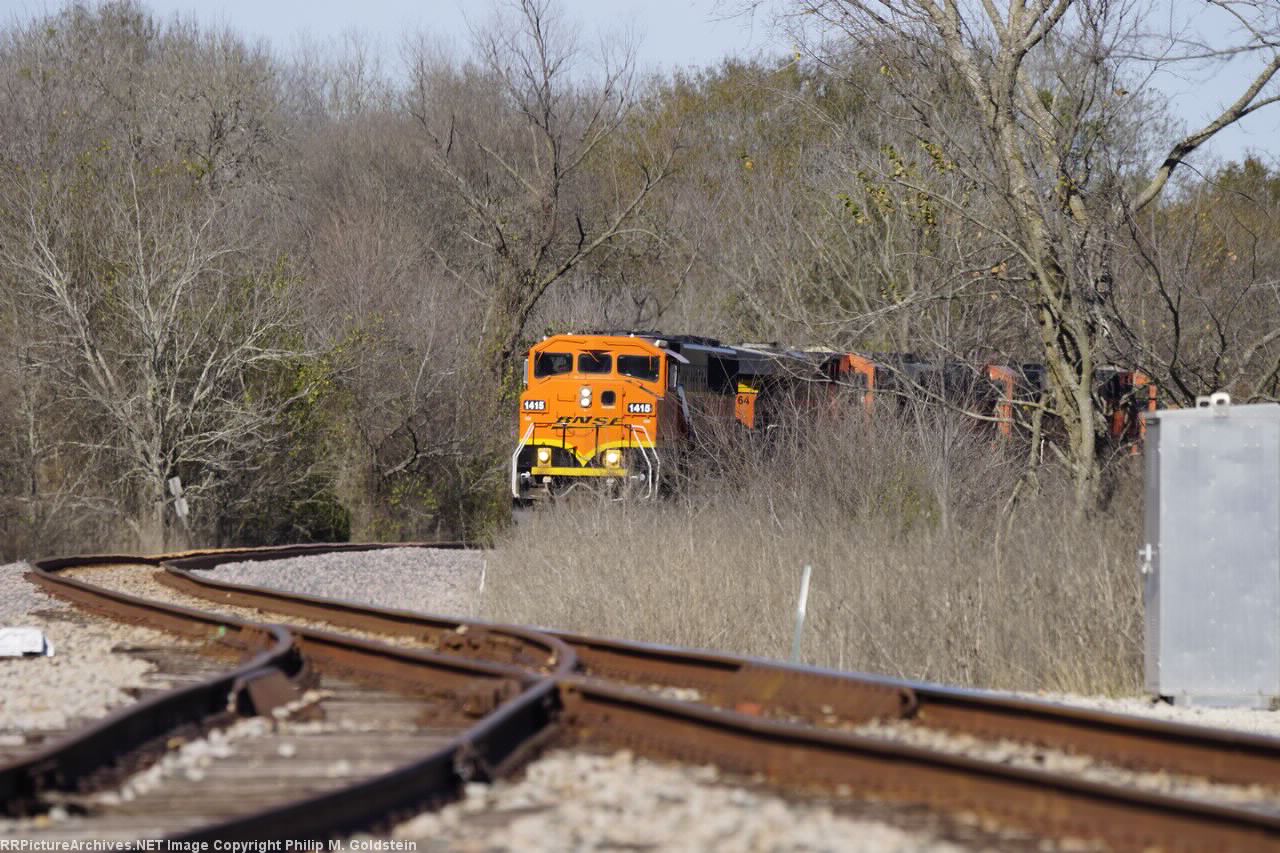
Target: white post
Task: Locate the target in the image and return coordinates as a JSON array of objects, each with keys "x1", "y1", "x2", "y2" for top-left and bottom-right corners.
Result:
[
  {"x1": 168, "y1": 476, "x2": 190, "y2": 530},
  {"x1": 791, "y1": 564, "x2": 812, "y2": 664}
]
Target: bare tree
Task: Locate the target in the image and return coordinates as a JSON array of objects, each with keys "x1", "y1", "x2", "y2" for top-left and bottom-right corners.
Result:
[
  {"x1": 1114, "y1": 157, "x2": 1280, "y2": 404},
  {"x1": 0, "y1": 4, "x2": 307, "y2": 549},
  {"x1": 782, "y1": 0, "x2": 1280, "y2": 507},
  {"x1": 405, "y1": 0, "x2": 679, "y2": 377}
]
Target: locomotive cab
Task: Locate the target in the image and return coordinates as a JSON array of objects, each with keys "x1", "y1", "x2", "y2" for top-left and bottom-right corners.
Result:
[{"x1": 512, "y1": 334, "x2": 677, "y2": 501}]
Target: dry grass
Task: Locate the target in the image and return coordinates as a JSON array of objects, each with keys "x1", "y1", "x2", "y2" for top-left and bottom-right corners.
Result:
[{"x1": 484, "y1": 411, "x2": 1143, "y2": 695}]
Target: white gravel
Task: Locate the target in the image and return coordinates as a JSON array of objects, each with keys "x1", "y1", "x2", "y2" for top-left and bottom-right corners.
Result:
[
  {"x1": 0, "y1": 560, "x2": 69, "y2": 623},
  {"x1": 71, "y1": 564, "x2": 443, "y2": 650},
  {"x1": 389, "y1": 749, "x2": 980, "y2": 852},
  {"x1": 1026, "y1": 692, "x2": 1280, "y2": 738},
  {"x1": 854, "y1": 718, "x2": 1279, "y2": 811},
  {"x1": 208, "y1": 547, "x2": 485, "y2": 618},
  {"x1": 189, "y1": 548, "x2": 1280, "y2": 835},
  {"x1": 0, "y1": 561, "x2": 180, "y2": 732}
]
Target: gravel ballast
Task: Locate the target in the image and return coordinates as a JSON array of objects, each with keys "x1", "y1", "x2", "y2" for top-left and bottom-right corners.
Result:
[
  {"x1": 208, "y1": 547, "x2": 485, "y2": 619},
  {"x1": 0, "y1": 561, "x2": 66, "y2": 625},
  {"x1": 0, "y1": 561, "x2": 179, "y2": 733},
  {"x1": 1033, "y1": 692, "x2": 1280, "y2": 737},
  {"x1": 186, "y1": 548, "x2": 1280, "y2": 847},
  {"x1": 389, "y1": 749, "x2": 976, "y2": 852}
]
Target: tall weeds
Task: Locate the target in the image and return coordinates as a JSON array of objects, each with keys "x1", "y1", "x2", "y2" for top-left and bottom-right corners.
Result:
[{"x1": 485, "y1": 409, "x2": 1142, "y2": 694}]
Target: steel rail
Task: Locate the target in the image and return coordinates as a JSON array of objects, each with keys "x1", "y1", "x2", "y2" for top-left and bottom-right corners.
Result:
[
  {"x1": 162, "y1": 550, "x2": 570, "y2": 676},
  {"x1": 20, "y1": 545, "x2": 1280, "y2": 850},
  {"x1": 560, "y1": 630, "x2": 1280, "y2": 789},
  {"x1": 159, "y1": 562, "x2": 913, "y2": 724},
  {"x1": 160, "y1": 548, "x2": 1280, "y2": 789},
  {"x1": 174, "y1": 679, "x2": 559, "y2": 843},
  {"x1": 6, "y1": 553, "x2": 566, "y2": 841},
  {"x1": 1, "y1": 555, "x2": 302, "y2": 814},
  {"x1": 559, "y1": 677, "x2": 1280, "y2": 853}
]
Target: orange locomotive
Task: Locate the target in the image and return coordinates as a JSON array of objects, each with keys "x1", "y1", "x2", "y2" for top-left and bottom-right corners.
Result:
[
  {"x1": 512, "y1": 333, "x2": 677, "y2": 501},
  {"x1": 512, "y1": 332, "x2": 784, "y2": 501}
]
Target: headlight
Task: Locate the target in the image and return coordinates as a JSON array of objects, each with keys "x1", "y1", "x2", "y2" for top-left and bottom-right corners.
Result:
[
  {"x1": 536, "y1": 447, "x2": 552, "y2": 465},
  {"x1": 603, "y1": 449, "x2": 621, "y2": 467},
  {"x1": 579, "y1": 386, "x2": 591, "y2": 408}
]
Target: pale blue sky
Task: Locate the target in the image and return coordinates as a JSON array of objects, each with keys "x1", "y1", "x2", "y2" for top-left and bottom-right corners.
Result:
[
  {"x1": 97, "y1": 0, "x2": 776, "y2": 73},
  {"x1": 2, "y1": 0, "x2": 1275, "y2": 167}
]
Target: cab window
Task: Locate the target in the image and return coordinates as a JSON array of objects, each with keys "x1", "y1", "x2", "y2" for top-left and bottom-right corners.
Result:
[
  {"x1": 618, "y1": 355, "x2": 659, "y2": 382},
  {"x1": 534, "y1": 352, "x2": 572, "y2": 377},
  {"x1": 579, "y1": 351, "x2": 612, "y2": 374}
]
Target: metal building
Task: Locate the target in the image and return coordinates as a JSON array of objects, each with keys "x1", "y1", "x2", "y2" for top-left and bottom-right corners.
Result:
[{"x1": 1143, "y1": 393, "x2": 1280, "y2": 707}]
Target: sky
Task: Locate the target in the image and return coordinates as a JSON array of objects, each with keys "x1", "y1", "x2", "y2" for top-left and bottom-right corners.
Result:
[
  {"x1": 85, "y1": 0, "x2": 779, "y2": 74},
  {"x1": 1, "y1": 0, "x2": 1276, "y2": 167}
]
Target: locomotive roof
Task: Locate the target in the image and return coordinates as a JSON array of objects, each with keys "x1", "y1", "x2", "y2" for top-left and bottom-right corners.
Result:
[
  {"x1": 581, "y1": 331, "x2": 728, "y2": 348},
  {"x1": 535, "y1": 332, "x2": 668, "y2": 349},
  {"x1": 543, "y1": 331, "x2": 838, "y2": 374}
]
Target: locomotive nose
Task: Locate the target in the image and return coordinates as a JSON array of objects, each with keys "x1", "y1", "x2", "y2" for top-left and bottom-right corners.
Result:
[{"x1": 574, "y1": 383, "x2": 621, "y2": 409}]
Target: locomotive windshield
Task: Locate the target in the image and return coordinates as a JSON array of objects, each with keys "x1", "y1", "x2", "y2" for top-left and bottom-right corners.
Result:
[
  {"x1": 578, "y1": 351, "x2": 612, "y2": 374},
  {"x1": 534, "y1": 352, "x2": 572, "y2": 377},
  {"x1": 618, "y1": 355, "x2": 659, "y2": 382}
]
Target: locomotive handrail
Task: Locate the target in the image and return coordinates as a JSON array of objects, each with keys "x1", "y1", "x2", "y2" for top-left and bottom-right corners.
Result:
[
  {"x1": 511, "y1": 422, "x2": 535, "y2": 499},
  {"x1": 629, "y1": 423, "x2": 659, "y2": 498}
]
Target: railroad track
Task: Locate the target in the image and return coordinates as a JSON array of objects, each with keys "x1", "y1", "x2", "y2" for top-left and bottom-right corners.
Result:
[
  {"x1": 13, "y1": 680, "x2": 466, "y2": 841},
  {"x1": 4, "y1": 551, "x2": 559, "y2": 841},
  {"x1": 4, "y1": 543, "x2": 1280, "y2": 850}
]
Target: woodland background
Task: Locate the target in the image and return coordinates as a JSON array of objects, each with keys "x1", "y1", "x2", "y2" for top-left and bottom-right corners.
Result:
[{"x1": 3, "y1": 0, "x2": 1279, "y2": 572}]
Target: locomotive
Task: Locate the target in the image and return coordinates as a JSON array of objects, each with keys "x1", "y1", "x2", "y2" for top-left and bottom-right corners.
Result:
[
  {"x1": 512, "y1": 332, "x2": 734, "y2": 502},
  {"x1": 511, "y1": 331, "x2": 1156, "y2": 502}
]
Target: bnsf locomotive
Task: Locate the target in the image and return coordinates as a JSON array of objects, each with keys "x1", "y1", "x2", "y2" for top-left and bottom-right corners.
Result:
[
  {"x1": 511, "y1": 331, "x2": 1156, "y2": 502},
  {"x1": 512, "y1": 333, "x2": 732, "y2": 501}
]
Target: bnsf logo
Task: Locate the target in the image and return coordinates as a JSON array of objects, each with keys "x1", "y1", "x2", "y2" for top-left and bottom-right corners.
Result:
[
  {"x1": 555, "y1": 416, "x2": 623, "y2": 426},
  {"x1": 626, "y1": 402, "x2": 653, "y2": 414}
]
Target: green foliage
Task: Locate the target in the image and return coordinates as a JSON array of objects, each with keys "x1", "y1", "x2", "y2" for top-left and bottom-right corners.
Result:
[
  {"x1": 884, "y1": 471, "x2": 941, "y2": 534},
  {"x1": 1213, "y1": 157, "x2": 1280, "y2": 206},
  {"x1": 222, "y1": 476, "x2": 351, "y2": 545}
]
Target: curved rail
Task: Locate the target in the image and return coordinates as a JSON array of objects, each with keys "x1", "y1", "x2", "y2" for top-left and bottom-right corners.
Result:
[
  {"x1": 148, "y1": 545, "x2": 1280, "y2": 850},
  {"x1": 6, "y1": 552, "x2": 564, "y2": 840},
  {"x1": 559, "y1": 629, "x2": 1280, "y2": 789},
  {"x1": 13, "y1": 544, "x2": 1280, "y2": 851},
  {"x1": 161, "y1": 550, "x2": 1280, "y2": 789},
  {"x1": 177, "y1": 679, "x2": 558, "y2": 842},
  {"x1": 158, "y1": 558, "x2": 910, "y2": 722},
  {"x1": 2, "y1": 554, "x2": 302, "y2": 814},
  {"x1": 163, "y1": 546, "x2": 572, "y2": 676},
  {"x1": 559, "y1": 677, "x2": 1280, "y2": 852}
]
